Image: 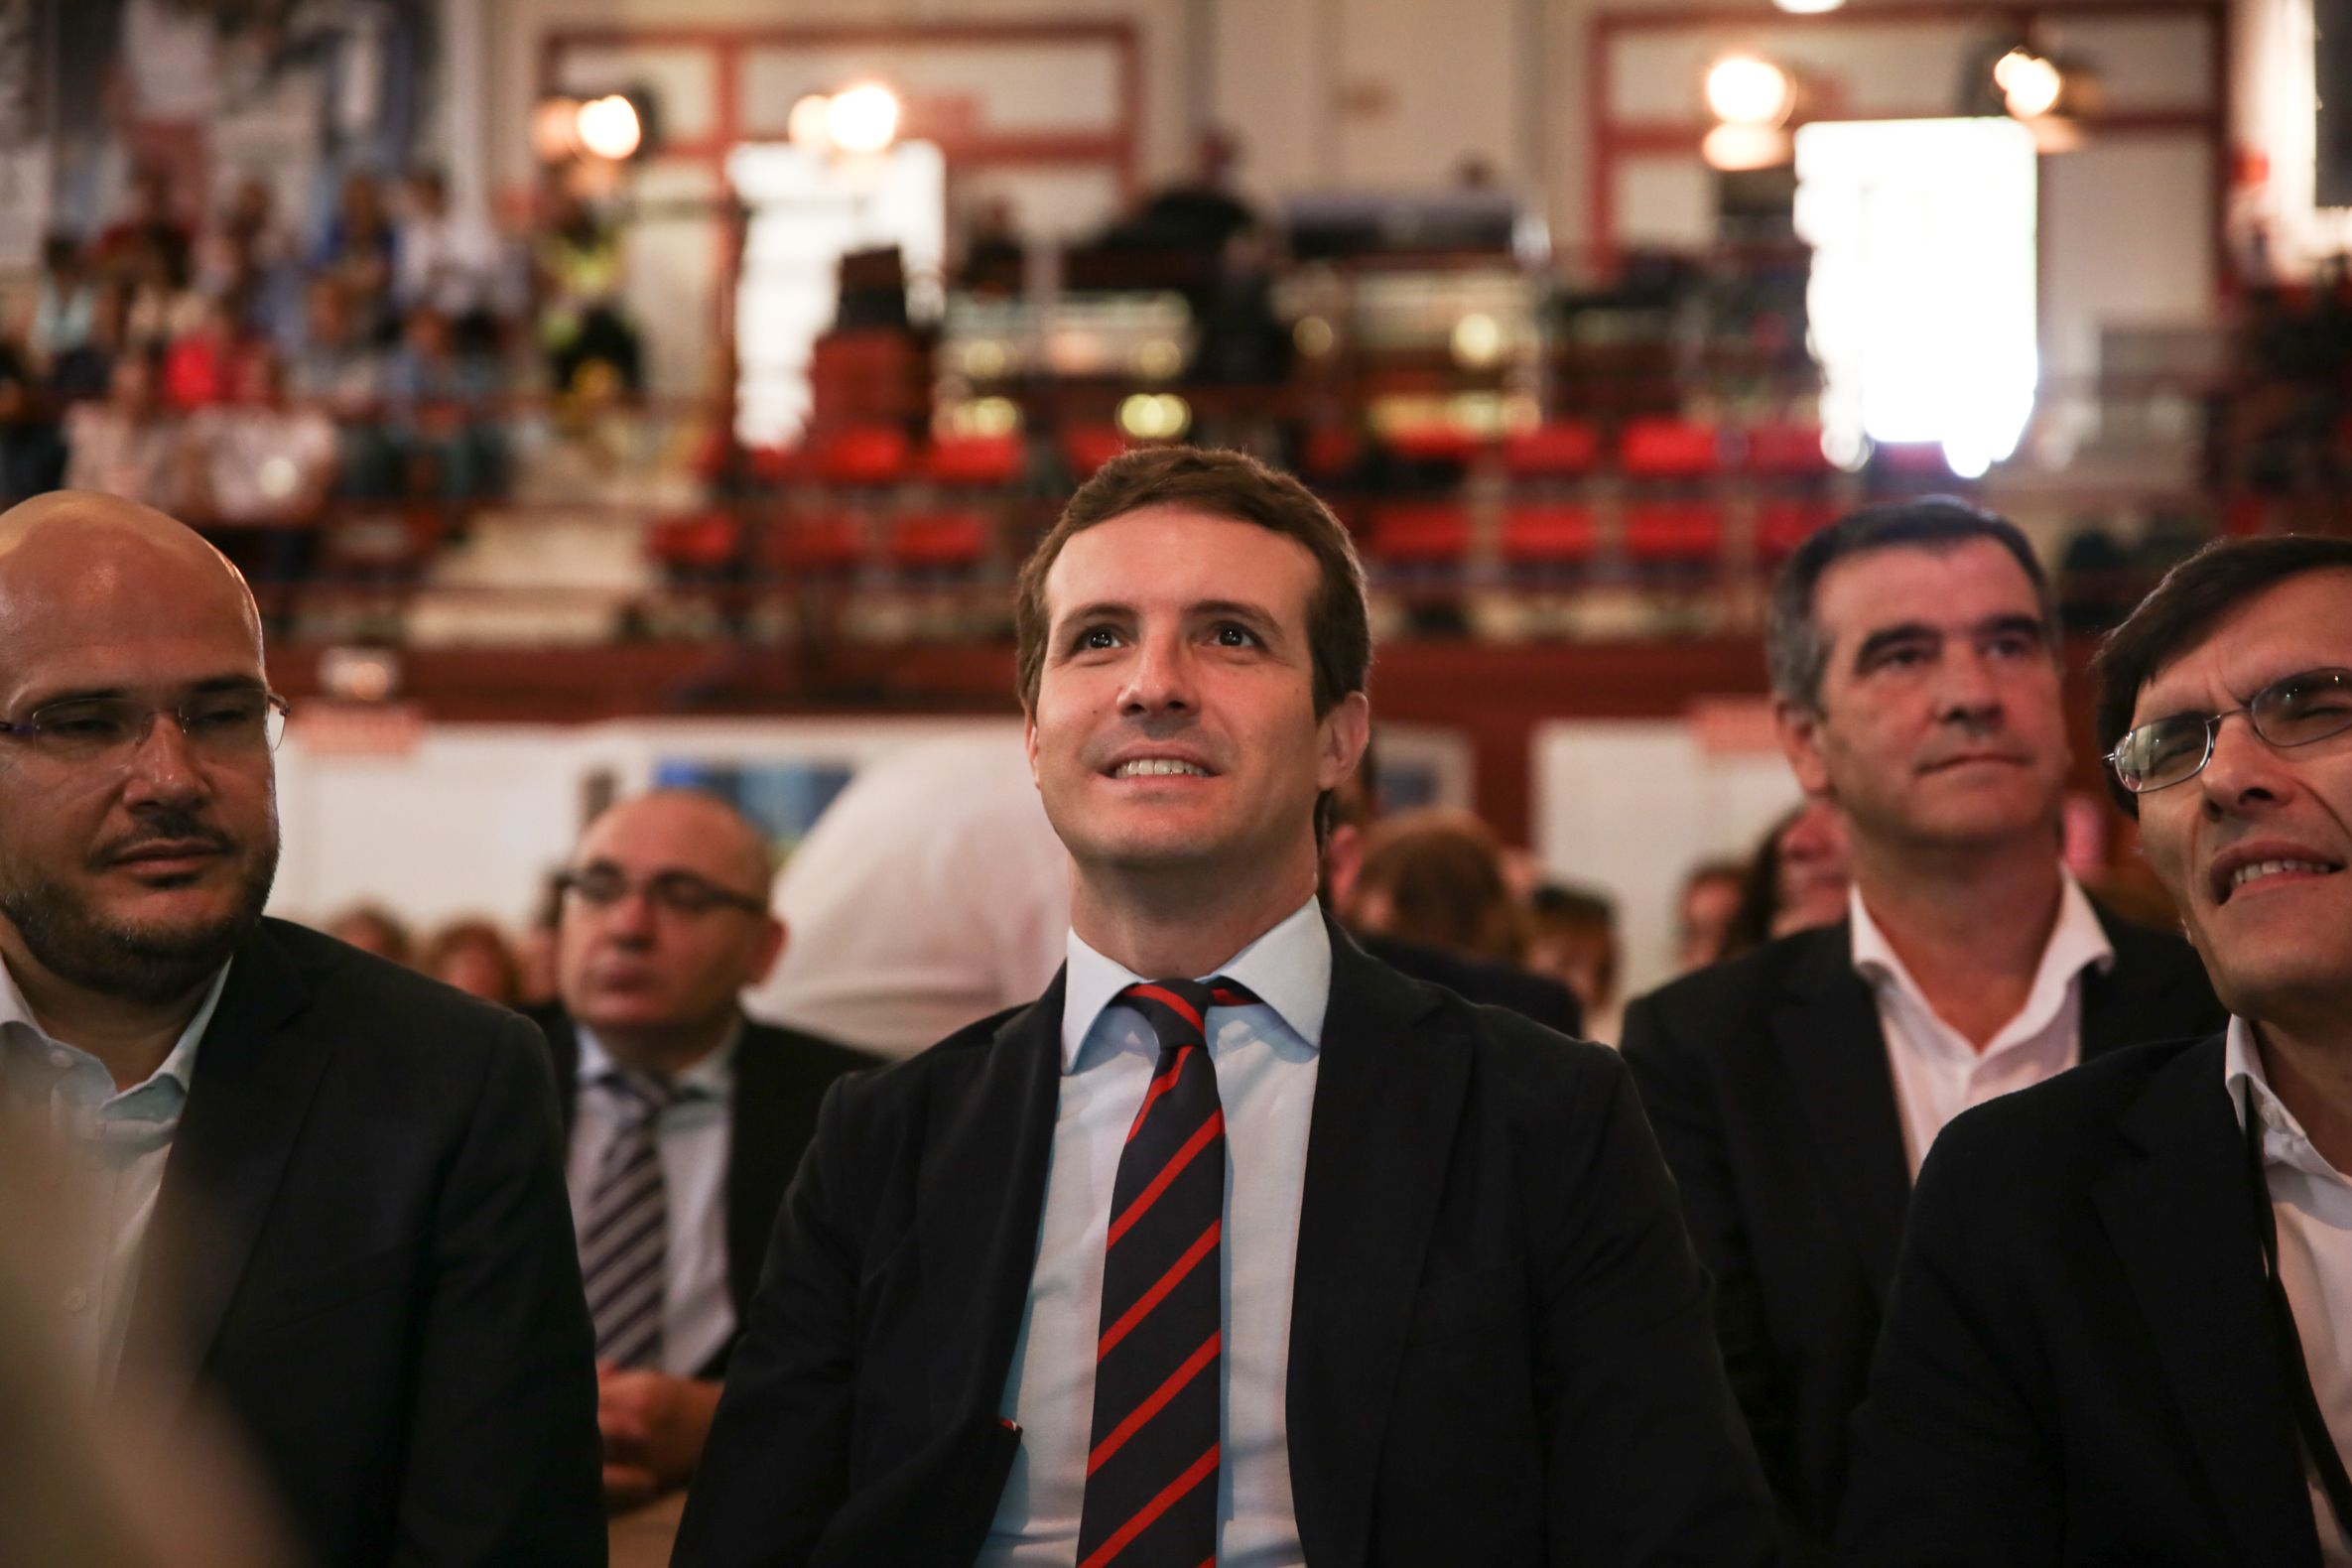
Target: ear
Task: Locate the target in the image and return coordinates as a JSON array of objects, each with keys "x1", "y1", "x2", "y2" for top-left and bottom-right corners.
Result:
[
  {"x1": 1316, "y1": 691, "x2": 1372, "y2": 793},
  {"x1": 1774, "y1": 696, "x2": 1834, "y2": 799},
  {"x1": 1023, "y1": 707, "x2": 1041, "y2": 788},
  {"x1": 747, "y1": 914, "x2": 787, "y2": 986}
]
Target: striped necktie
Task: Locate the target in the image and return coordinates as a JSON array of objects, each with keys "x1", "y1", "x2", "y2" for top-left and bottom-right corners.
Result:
[
  {"x1": 581, "y1": 1066, "x2": 677, "y2": 1370},
  {"x1": 1076, "y1": 977, "x2": 1256, "y2": 1568}
]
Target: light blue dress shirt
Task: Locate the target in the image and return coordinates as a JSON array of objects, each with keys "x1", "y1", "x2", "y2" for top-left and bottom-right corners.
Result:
[
  {"x1": 564, "y1": 1023, "x2": 738, "y2": 1378},
  {"x1": 979, "y1": 897, "x2": 1327, "y2": 1568}
]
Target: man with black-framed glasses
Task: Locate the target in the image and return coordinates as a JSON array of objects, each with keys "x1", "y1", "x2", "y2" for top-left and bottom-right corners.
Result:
[
  {"x1": 538, "y1": 789, "x2": 874, "y2": 1514},
  {"x1": 0, "y1": 490, "x2": 604, "y2": 1565},
  {"x1": 1839, "y1": 534, "x2": 2352, "y2": 1566}
]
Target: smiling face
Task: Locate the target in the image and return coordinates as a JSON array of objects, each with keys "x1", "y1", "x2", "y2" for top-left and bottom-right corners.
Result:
[
  {"x1": 0, "y1": 508, "x2": 279, "y2": 1007},
  {"x1": 1778, "y1": 538, "x2": 2070, "y2": 855},
  {"x1": 2131, "y1": 570, "x2": 2352, "y2": 1023},
  {"x1": 1024, "y1": 505, "x2": 1369, "y2": 908}
]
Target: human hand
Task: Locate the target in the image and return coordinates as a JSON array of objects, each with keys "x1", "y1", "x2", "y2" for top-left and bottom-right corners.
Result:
[{"x1": 596, "y1": 1365, "x2": 723, "y2": 1510}]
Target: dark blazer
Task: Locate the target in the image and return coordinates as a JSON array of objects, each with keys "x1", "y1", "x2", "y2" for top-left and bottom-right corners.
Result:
[
  {"x1": 1359, "y1": 931, "x2": 1585, "y2": 1037},
  {"x1": 673, "y1": 920, "x2": 1773, "y2": 1568},
  {"x1": 1838, "y1": 1033, "x2": 2330, "y2": 1566},
  {"x1": 1619, "y1": 904, "x2": 2224, "y2": 1558},
  {"x1": 126, "y1": 918, "x2": 604, "y2": 1567},
  {"x1": 540, "y1": 1009, "x2": 877, "y2": 1377}
]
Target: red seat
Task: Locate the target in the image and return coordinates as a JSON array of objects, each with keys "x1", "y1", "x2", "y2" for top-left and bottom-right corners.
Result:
[
  {"x1": 1500, "y1": 504, "x2": 1600, "y2": 565},
  {"x1": 1758, "y1": 499, "x2": 1840, "y2": 562},
  {"x1": 1385, "y1": 423, "x2": 1482, "y2": 465},
  {"x1": 763, "y1": 511, "x2": 867, "y2": 574},
  {"x1": 1503, "y1": 422, "x2": 1602, "y2": 480},
  {"x1": 1300, "y1": 426, "x2": 1364, "y2": 480},
  {"x1": 1369, "y1": 504, "x2": 1471, "y2": 565},
  {"x1": 808, "y1": 425, "x2": 912, "y2": 486},
  {"x1": 923, "y1": 435, "x2": 1023, "y2": 488},
  {"x1": 1620, "y1": 419, "x2": 1720, "y2": 480},
  {"x1": 1062, "y1": 427, "x2": 1129, "y2": 480},
  {"x1": 647, "y1": 508, "x2": 743, "y2": 570},
  {"x1": 1624, "y1": 501, "x2": 1724, "y2": 563},
  {"x1": 887, "y1": 509, "x2": 990, "y2": 571},
  {"x1": 1745, "y1": 424, "x2": 1832, "y2": 477}
]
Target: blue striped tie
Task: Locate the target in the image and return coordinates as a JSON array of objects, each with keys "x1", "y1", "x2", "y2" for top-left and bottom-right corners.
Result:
[{"x1": 581, "y1": 1067, "x2": 677, "y2": 1369}]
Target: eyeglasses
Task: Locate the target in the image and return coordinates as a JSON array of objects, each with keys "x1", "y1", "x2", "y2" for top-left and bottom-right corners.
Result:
[
  {"x1": 555, "y1": 863, "x2": 768, "y2": 917},
  {"x1": 2106, "y1": 667, "x2": 2352, "y2": 794},
  {"x1": 0, "y1": 689, "x2": 290, "y2": 767}
]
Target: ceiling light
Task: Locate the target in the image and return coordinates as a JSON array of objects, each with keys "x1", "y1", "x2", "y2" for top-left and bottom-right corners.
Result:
[
  {"x1": 826, "y1": 84, "x2": 902, "y2": 156},
  {"x1": 1996, "y1": 49, "x2": 2064, "y2": 119},
  {"x1": 575, "y1": 94, "x2": 643, "y2": 161},
  {"x1": 1706, "y1": 57, "x2": 1796, "y2": 128}
]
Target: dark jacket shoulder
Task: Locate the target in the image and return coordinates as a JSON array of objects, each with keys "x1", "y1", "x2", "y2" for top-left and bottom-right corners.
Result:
[
  {"x1": 1919, "y1": 1031, "x2": 2221, "y2": 1188},
  {"x1": 266, "y1": 916, "x2": 543, "y2": 1059}
]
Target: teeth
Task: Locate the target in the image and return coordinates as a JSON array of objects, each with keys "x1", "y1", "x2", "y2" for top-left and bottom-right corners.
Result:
[
  {"x1": 2230, "y1": 858, "x2": 2339, "y2": 890},
  {"x1": 1114, "y1": 758, "x2": 1208, "y2": 778}
]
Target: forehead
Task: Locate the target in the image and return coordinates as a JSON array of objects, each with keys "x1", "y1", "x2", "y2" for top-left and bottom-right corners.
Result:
[
  {"x1": 576, "y1": 798, "x2": 757, "y2": 879},
  {"x1": 2134, "y1": 569, "x2": 2352, "y2": 719},
  {"x1": 1043, "y1": 505, "x2": 1319, "y2": 622},
  {"x1": 1811, "y1": 537, "x2": 2041, "y2": 641},
  {"x1": 0, "y1": 540, "x2": 260, "y2": 707}
]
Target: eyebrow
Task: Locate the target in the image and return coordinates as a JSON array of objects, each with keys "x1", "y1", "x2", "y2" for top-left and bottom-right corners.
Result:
[
  {"x1": 1049, "y1": 598, "x2": 1289, "y2": 640},
  {"x1": 15, "y1": 673, "x2": 270, "y2": 711},
  {"x1": 1851, "y1": 613, "x2": 2047, "y2": 667}
]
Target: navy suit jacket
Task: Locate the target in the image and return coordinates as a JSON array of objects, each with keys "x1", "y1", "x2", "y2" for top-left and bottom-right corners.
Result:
[{"x1": 674, "y1": 920, "x2": 1772, "y2": 1568}]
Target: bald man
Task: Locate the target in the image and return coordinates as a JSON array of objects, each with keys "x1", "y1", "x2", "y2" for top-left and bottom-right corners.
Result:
[
  {"x1": 538, "y1": 791, "x2": 875, "y2": 1510},
  {"x1": 0, "y1": 492, "x2": 602, "y2": 1564}
]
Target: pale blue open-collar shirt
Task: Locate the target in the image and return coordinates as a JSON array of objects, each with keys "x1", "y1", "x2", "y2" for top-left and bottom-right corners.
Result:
[
  {"x1": 980, "y1": 895, "x2": 1328, "y2": 1568},
  {"x1": 0, "y1": 955, "x2": 231, "y2": 1398}
]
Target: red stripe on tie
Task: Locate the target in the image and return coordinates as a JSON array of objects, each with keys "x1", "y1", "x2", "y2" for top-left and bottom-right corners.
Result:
[
  {"x1": 1126, "y1": 983, "x2": 1204, "y2": 1036},
  {"x1": 1107, "y1": 1110, "x2": 1224, "y2": 1246},
  {"x1": 1076, "y1": 1444, "x2": 1221, "y2": 1568},
  {"x1": 1210, "y1": 987, "x2": 1248, "y2": 1007},
  {"x1": 1125, "y1": 1049, "x2": 1191, "y2": 1144},
  {"x1": 1087, "y1": 1331, "x2": 1220, "y2": 1475},
  {"x1": 1098, "y1": 1221, "x2": 1220, "y2": 1359}
]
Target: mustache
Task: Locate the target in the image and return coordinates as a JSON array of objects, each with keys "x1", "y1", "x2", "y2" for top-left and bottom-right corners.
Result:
[{"x1": 90, "y1": 808, "x2": 237, "y2": 868}]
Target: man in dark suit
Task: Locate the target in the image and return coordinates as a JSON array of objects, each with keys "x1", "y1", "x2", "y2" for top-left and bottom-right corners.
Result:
[
  {"x1": 539, "y1": 789, "x2": 874, "y2": 1511},
  {"x1": 677, "y1": 446, "x2": 1771, "y2": 1567},
  {"x1": 0, "y1": 491, "x2": 601, "y2": 1565},
  {"x1": 1839, "y1": 534, "x2": 2352, "y2": 1565},
  {"x1": 1622, "y1": 498, "x2": 2223, "y2": 1559}
]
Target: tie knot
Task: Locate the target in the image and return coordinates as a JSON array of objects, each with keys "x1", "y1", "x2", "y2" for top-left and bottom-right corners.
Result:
[
  {"x1": 597, "y1": 1066, "x2": 677, "y2": 1124},
  {"x1": 1117, "y1": 977, "x2": 1260, "y2": 1052}
]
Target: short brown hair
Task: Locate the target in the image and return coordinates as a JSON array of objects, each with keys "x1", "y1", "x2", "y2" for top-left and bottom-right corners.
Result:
[
  {"x1": 2093, "y1": 534, "x2": 2352, "y2": 815},
  {"x1": 1013, "y1": 446, "x2": 1372, "y2": 717},
  {"x1": 1348, "y1": 808, "x2": 1525, "y2": 964}
]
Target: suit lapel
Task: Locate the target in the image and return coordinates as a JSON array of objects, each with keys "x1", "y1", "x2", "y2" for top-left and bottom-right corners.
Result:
[
  {"x1": 1773, "y1": 923, "x2": 1913, "y2": 1296},
  {"x1": 1285, "y1": 922, "x2": 1465, "y2": 1568},
  {"x1": 125, "y1": 924, "x2": 322, "y2": 1409},
  {"x1": 724, "y1": 1022, "x2": 807, "y2": 1312},
  {"x1": 2093, "y1": 1035, "x2": 2322, "y2": 1566},
  {"x1": 915, "y1": 973, "x2": 1066, "y2": 1425}
]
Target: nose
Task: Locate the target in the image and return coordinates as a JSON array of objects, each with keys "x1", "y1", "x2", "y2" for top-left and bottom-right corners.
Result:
[
  {"x1": 2196, "y1": 711, "x2": 2289, "y2": 816},
  {"x1": 1118, "y1": 628, "x2": 1197, "y2": 718},
  {"x1": 597, "y1": 884, "x2": 660, "y2": 945},
  {"x1": 120, "y1": 712, "x2": 206, "y2": 806},
  {"x1": 1934, "y1": 644, "x2": 2004, "y2": 728}
]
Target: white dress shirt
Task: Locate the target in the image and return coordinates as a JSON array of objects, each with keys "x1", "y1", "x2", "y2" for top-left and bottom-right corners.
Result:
[
  {"x1": 2226, "y1": 1017, "x2": 2352, "y2": 1567},
  {"x1": 0, "y1": 958, "x2": 230, "y2": 1398},
  {"x1": 564, "y1": 1023, "x2": 738, "y2": 1377},
  {"x1": 1852, "y1": 873, "x2": 2114, "y2": 1175},
  {"x1": 979, "y1": 898, "x2": 1326, "y2": 1568}
]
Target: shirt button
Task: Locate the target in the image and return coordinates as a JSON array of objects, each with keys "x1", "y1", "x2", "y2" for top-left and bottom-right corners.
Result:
[{"x1": 61, "y1": 1286, "x2": 88, "y2": 1314}]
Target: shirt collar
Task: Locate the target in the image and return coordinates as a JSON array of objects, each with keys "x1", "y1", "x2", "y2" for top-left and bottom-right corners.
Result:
[
  {"x1": 0, "y1": 956, "x2": 230, "y2": 1137},
  {"x1": 2225, "y1": 1015, "x2": 2352, "y2": 1184},
  {"x1": 1850, "y1": 870, "x2": 2114, "y2": 1044},
  {"x1": 1060, "y1": 895, "x2": 1332, "y2": 1073},
  {"x1": 575, "y1": 1017, "x2": 739, "y2": 1103}
]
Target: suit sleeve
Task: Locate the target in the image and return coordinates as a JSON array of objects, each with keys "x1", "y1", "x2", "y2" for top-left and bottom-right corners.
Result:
[
  {"x1": 1532, "y1": 1046, "x2": 1776, "y2": 1567},
  {"x1": 1619, "y1": 994, "x2": 1811, "y2": 1555},
  {"x1": 397, "y1": 1011, "x2": 605, "y2": 1566},
  {"x1": 672, "y1": 1075, "x2": 862, "y2": 1568},
  {"x1": 1833, "y1": 1114, "x2": 2061, "y2": 1567}
]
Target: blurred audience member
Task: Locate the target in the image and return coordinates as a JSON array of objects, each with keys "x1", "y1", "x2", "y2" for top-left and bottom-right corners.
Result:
[
  {"x1": 322, "y1": 903, "x2": 414, "y2": 967},
  {"x1": 1344, "y1": 806, "x2": 1526, "y2": 965},
  {"x1": 1528, "y1": 882, "x2": 1623, "y2": 1044},
  {"x1": 1719, "y1": 799, "x2": 1852, "y2": 962},
  {"x1": 1136, "y1": 127, "x2": 1260, "y2": 255},
  {"x1": 315, "y1": 171, "x2": 399, "y2": 339},
  {"x1": 94, "y1": 161, "x2": 193, "y2": 287},
  {"x1": 288, "y1": 276, "x2": 397, "y2": 501},
  {"x1": 64, "y1": 347, "x2": 185, "y2": 512},
  {"x1": 543, "y1": 790, "x2": 874, "y2": 1510},
  {"x1": 0, "y1": 351, "x2": 66, "y2": 503},
  {"x1": 196, "y1": 177, "x2": 300, "y2": 347},
  {"x1": 394, "y1": 166, "x2": 507, "y2": 341},
  {"x1": 27, "y1": 232, "x2": 101, "y2": 371},
  {"x1": 422, "y1": 918, "x2": 523, "y2": 1006},
  {"x1": 538, "y1": 190, "x2": 640, "y2": 395},
  {"x1": 161, "y1": 296, "x2": 245, "y2": 411},
  {"x1": 1673, "y1": 857, "x2": 1746, "y2": 973},
  {"x1": 747, "y1": 732, "x2": 1071, "y2": 1057},
  {"x1": 183, "y1": 347, "x2": 335, "y2": 587},
  {"x1": 1621, "y1": 498, "x2": 2226, "y2": 1560},
  {"x1": 381, "y1": 305, "x2": 504, "y2": 501}
]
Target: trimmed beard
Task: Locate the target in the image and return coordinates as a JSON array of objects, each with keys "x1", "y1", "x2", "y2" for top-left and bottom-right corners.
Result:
[{"x1": 0, "y1": 836, "x2": 279, "y2": 1008}]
